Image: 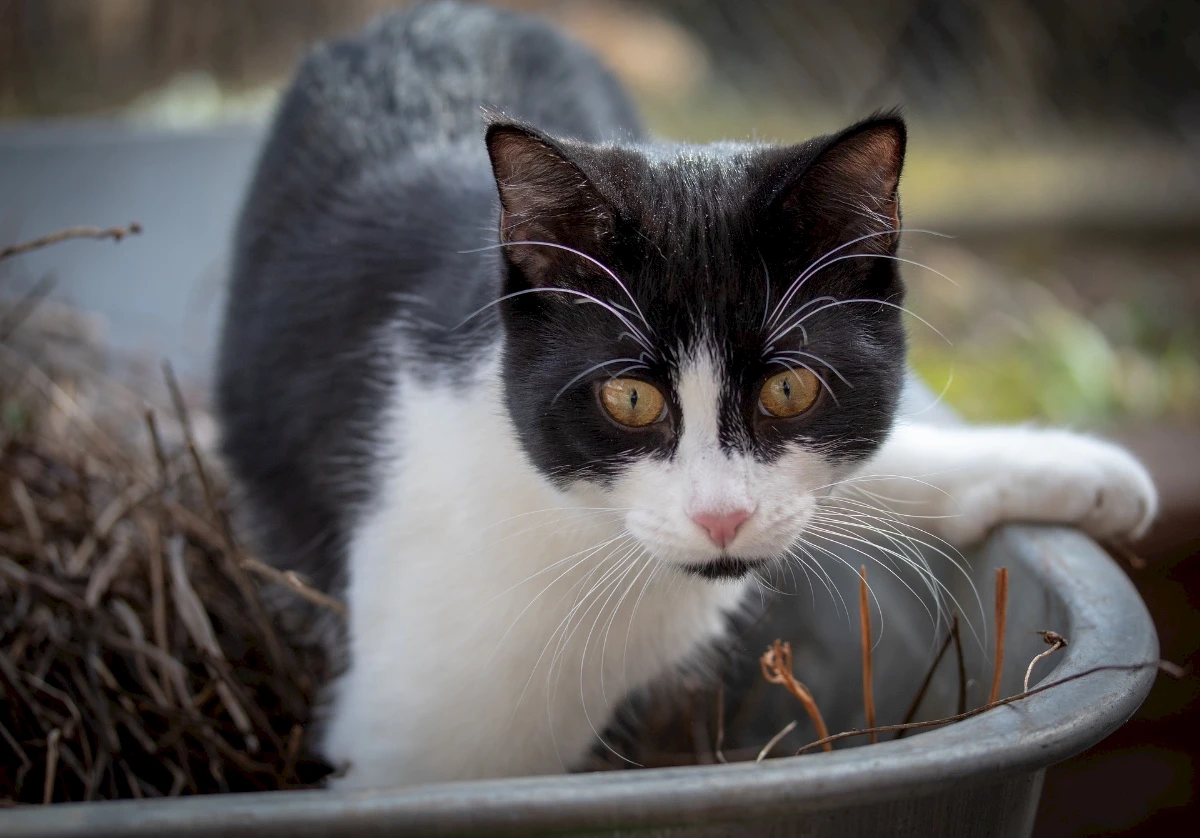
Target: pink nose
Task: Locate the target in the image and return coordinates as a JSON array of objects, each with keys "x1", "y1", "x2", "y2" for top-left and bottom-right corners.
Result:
[{"x1": 691, "y1": 509, "x2": 753, "y2": 549}]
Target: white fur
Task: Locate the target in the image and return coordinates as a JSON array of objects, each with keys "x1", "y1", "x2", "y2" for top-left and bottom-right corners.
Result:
[
  {"x1": 614, "y1": 345, "x2": 844, "y2": 566},
  {"x1": 323, "y1": 348, "x2": 1157, "y2": 789},
  {"x1": 845, "y1": 422, "x2": 1158, "y2": 546},
  {"x1": 323, "y1": 355, "x2": 747, "y2": 787}
]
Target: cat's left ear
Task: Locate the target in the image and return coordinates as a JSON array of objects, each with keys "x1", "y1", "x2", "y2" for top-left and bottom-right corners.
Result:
[
  {"x1": 774, "y1": 115, "x2": 906, "y2": 254},
  {"x1": 485, "y1": 120, "x2": 612, "y2": 288}
]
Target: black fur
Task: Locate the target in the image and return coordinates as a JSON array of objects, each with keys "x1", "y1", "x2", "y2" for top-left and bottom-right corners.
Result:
[
  {"x1": 217, "y1": 2, "x2": 641, "y2": 592},
  {"x1": 216, "y1": 1, "x2": 908, "y2": 594}
]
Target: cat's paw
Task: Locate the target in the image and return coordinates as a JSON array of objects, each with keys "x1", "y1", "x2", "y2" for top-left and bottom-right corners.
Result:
[{"x1": 931, "y1": 430, "x2": 1158, "y2": 547}]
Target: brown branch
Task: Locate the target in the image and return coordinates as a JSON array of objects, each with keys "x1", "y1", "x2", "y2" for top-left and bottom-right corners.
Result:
[
  {"x1": 240, "y1": 556, "x2": 347, "y2": 617},
  {"x1": 988, "y1": 567, "x2": 1009, "y2": 705},
  {"x1": 1024, "y1": 630, "x2": 1068, "y2": 692},
  {"x1": 0, "y1": 224, "x2": 142, "y2": 261},
  {"x1": 162, "y1": 362, "x2": 290, "y2": 676},
  {"x1": 714, "y1": 682, "x2": 727, "y2": 764},
  {"x1": 283, "y1": 724, "x2": 304, "y2": 786},
  {"x1": 760, "y1": 639, "x2": 832, "y2": 752},
  {"x1": 0, "y1": 718, "x2": 31, "y2": 779},
  {"x1": 755, "y1": 720, "x2": 798, "y2": 763},
  {"x1": 952, "y1": 610, "x2": 967, "y2": 714},
  {"x1": 10, "y1": 479, "x2": 47, "y2": 564},
  {"x1": 0, "y1": 274, "x2": 57, "y2": 342},
  {"x1": 858, "y1": 565, "x2": 876, "y2": 742},
  {"x1": 0, "y1": 555, "x2": 87, "y2": 610},
  {"x1": 42, "y1": 728, "x2": 62, "y2": 805},
  {"x1": 897, "y1": 613, "x2": 959, "y2": 738},
  {"x1": 796, "y1": 660, "x2": 1179, "y2": 755}
]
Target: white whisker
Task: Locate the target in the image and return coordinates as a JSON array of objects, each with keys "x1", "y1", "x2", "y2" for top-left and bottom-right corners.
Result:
[
  {"x1": 764, "y1": 228, "x2": 952, "y2": 331},
  {"x1": 458, "y1": 240, "x2": 654, "y2": 339},
  {"x1": 770, "y1": 297, "x2": 950, "y2": 348},
  {"x1": 766, "y1": 357, "x2": 840, "y2": 406},
  {"x1": 768, "y1": 349, "x2": 852, "y2": 388}
]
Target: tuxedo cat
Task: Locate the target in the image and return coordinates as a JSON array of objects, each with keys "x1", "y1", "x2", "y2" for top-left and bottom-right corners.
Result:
[{"x1": 216, "y1": 1, "x2": 1156, "y2": 788}]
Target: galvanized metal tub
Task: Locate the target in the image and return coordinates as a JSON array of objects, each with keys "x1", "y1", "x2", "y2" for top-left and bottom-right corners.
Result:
[{"x1": 3, "y1": 525, "x2": 1157, "y2": 838}]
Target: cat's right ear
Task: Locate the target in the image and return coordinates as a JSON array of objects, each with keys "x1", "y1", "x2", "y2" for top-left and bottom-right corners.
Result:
[
  {"x1": 485, "y1": 122, "x2": 611, "y2": 287},
  {"x1": 771, "y1": 114, "x2": 907, "y2": 256}
]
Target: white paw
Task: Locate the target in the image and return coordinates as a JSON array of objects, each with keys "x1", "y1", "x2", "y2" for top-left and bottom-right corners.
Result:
[{"x1": 930, "y1": 430, "x2": 1158, "y2": 547}]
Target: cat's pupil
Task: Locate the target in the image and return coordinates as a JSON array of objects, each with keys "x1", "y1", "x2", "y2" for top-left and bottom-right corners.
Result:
[
  {"x1": 630, "y1": 388, "x2": 639, "y2": 409},
  {"x1": 782, "y1": 379, "x2": 792, "y2": 399}
]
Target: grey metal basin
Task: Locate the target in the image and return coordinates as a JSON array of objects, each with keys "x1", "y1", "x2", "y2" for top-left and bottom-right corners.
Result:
[
  {"x1": 0, "y1": 124, "x2": 1158, "y2": 838},
  {"x1": 1, "y1": 528, "x2": 1157, "y2": 837}
]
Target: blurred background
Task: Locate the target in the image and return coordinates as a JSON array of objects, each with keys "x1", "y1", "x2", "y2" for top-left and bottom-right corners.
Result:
[{"x1": 1, "y1": 1, "x2": 1197, "y2": 834}]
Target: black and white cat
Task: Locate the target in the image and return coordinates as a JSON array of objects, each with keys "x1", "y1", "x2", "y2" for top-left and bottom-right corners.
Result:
[{"x1": 216, "y1": 2, "x2": 1156, "y2": 789}]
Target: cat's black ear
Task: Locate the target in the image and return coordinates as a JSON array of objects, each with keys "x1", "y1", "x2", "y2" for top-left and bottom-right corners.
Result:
[
  {"x1": 485, "y1": 121, "x2": 611, "y2": 287},
  {"x1": 776, "y1": 115, "x2": 906, "y2": 254}
]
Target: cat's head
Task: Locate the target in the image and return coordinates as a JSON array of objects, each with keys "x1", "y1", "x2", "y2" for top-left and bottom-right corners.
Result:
[{"x1": 486, "y1": 115, "x2": 908, "y2": 580}]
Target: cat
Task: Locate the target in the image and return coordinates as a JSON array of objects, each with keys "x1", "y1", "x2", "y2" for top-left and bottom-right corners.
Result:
[{"x1": 216, "y1": 1, "x2": 1157, "y2": 789}]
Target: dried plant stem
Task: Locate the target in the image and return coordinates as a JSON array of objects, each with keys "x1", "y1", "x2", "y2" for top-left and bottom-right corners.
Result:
[
  {"x1": 858, "y1": 565, "x2": 876, "y2": 742},
  {"x1": 0, "y1": 275, "x2": 57, "y2": 342},
  {"x1": 0, "y1": 224, "x2": 142, "y2": 262},
  {"x1": 43, "y1": 728, "x2": 62, "y2": 804},
  {"x1": 714, "y1": 683, "x2": 727, "y2": 764},
  {"x1": 0, "y1": 719, "x2": 31, "y2": 779},
  {"x1": 760, "y1": 639, "x2": 832, "y2": 752},
  {"x1": 797, "y1": 660, "x2": 1179, "y2": 755},
  {"x1": 988, "y1": 567, "x2": 1009, "y2": 705},
  {"x1": 240, "y1": 557, "x2": 347, "y2": 617},
  {"x1": 10, "y1": 479, "x2": 47, "y2": 562},
  {"x1": 162, "y1": 362, "x2": 290, "y2": 675},
  {"x1": 755, "y1": 720, "x2": 797, "y2": 763},
  {"x1": 2, "y1": 226, "x2": 332, "y2": 803},
  {"x1": 897, "y1": 613, "x2": 959, "y2": 738},
  {"x1": 952, "y1": 611, "x2": 967, "y2": 714},
  {"x1": 1024, "y1": 631, "x2": 1069, "y2": 692}
]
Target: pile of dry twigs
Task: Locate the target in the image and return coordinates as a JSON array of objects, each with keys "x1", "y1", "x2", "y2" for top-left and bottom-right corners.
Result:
[{"x1": 0, "y1": 226, "x2": 338, "y2": 805}]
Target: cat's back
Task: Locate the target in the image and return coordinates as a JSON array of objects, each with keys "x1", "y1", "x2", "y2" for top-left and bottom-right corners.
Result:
[
  {"x1": 216, "y1": 1, "x2": 642, "y2": 592},
  {"x1": 248, "y1": 2, "x2": 638, "y2": 191},
  {"x1": 233, "y1": 1, "x2": 641, "y2": 270}
]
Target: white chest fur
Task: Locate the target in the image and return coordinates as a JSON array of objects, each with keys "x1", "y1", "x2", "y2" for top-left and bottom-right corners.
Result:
[{"x1": 321, "y1": 362, "x2": 746, "y2": 787}]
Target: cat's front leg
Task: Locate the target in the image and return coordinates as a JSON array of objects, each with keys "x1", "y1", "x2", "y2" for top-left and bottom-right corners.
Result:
[{"x1": 839, "y1": 422, "x2": 1158, "y2": 547}]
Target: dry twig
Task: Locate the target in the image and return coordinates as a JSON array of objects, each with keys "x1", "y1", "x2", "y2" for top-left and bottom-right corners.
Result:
[
  {"x1": 1024, "y1": 630, "x2": 1068, "y2": 692},
  {"x1": 988, "y1": 567, "x2": 1009, "y2": 705},
  {"x1": 162, "y1": 362, "x2": 291, "y2": 680},
  {"x1": 240, "y1": 558, "x2": 347, "y2": 617},
  {"x1": 858, "y1": 565, "x2": 876, "y2": 742},
  {"x1": 42, "y1": 728, "x2": 61, "y2": 805},
  {"x1": 952, "y1": 611, "x2": 967, "y2": 714},
  {"x1": 0, "y1": 224, "x2": 142, "y2": 262},
  {"x1": 713, "y1": 683, "x2": 727, "y2": 764},
  {"x1": 897, "y1": 613, "x2": 959, "y2": 738},
  {"x1": 797, "y1": 660, "x2": 1181, "y2": 755},
  {"x1": 760, "y1": 639, "x2": 832, "y2": 753},
  {"x1": 0, "y1": 275, "x2": 57, "y2": 342},
  {"x1": 755, "y1": 720, "x2": 797, "y2": 763},
  {"x1": 1, "y1": 266, "x2": 333, "y2": 803}
]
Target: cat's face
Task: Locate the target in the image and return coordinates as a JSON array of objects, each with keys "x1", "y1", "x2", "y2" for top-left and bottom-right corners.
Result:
[{"x1": 488, "y1": 117, "x2": 908, "y2": 579}]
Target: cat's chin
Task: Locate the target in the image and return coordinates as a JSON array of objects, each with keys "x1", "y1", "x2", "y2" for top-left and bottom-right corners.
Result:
[{"x1": 678, "y1": 556, "x2": 764, "y2": 581}]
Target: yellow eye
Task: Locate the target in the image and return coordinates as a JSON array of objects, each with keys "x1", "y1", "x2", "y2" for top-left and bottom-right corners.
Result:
[
  {"x1": 759, "y1": 368, "x2": 821, "y2": 418},
  {"x1": 600, "y1": 378, "x2": 666, "y2": 428}
]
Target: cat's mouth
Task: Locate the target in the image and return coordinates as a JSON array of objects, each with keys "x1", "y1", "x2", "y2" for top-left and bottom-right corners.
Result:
[{"x1": 680, "y1": 556, "x2": 764, "y2": 580}]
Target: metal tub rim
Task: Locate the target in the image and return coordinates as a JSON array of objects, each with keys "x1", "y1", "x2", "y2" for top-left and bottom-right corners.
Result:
[{"x1": 2, "y1": 525, "x2": 1158, "y2": 837}]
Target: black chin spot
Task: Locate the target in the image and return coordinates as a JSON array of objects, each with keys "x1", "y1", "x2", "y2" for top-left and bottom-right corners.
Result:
[{"x1": 681, "y1": 556, "x2": 760, "y2": 580}]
